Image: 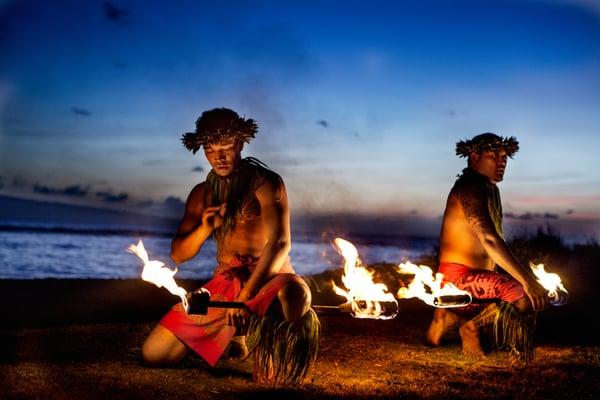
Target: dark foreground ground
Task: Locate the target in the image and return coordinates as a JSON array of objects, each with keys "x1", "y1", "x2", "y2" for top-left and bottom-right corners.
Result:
[{"x1": 1, "y1": 279, "x2": 599, "y2": 400}]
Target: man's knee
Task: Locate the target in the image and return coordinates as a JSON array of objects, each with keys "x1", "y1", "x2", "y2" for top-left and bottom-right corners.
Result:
[
  {"x1": 278, "y1": 281, "x2": 311, "y2": 322},
  {"x1": 142, "y1": 325, "x2": 187, "y2": 366}
]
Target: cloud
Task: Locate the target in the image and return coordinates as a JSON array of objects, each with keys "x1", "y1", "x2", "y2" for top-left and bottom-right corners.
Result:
[
  {"x1": 446, "y1": 109, "x2": 468, "y2": 117},
  {"x1": 543, "y1": 212, "x2": 559, "y2": 220},
  {"x1": 103, "y1": 1, "x2": 128, "y2": 23},
  {"x1": 161, "y1": 196, "x2": 186, "y2": 218},
  {"x1": 317, "y1": 120, "x2": 329, "y2": 128},
  {"x1": 164, "y1": 196, "x2": 185, "y2": 211},
  {"x1": 505, "y1": 212, "x2": 532, "y2": 220},
  {"x1": 95, "y1": 191, "x2": 128, "y2": 202},
  {"x1": 34, "y1": 183, "x2": 88, "y2": 197},
  {"x1": 137, "y1": 199, "x2": 154, "y2": 208},
  {"x1": 71, "y1": 107, "x2": 91, "y2": 116},
  {"x1": 11, "y1": 176, "x2": 28, "y2": 188},
  {"x1": 509, "y1": 212, "x2": 533, "y2": 220},
  {"x1": 113, "y1": 60, "x2": 127, "y2": 69},
  {"x1": 505, "y1": 211, "x2": 560, "y2": 220},
  {"x1": 192, "y1": 166, "x2": 205, "y2": 172}
]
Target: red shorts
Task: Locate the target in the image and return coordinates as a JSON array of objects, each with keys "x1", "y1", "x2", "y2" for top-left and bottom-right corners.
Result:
[
  {"x1": 159, "y1": 257, "x2": 306, "y2": 367},
  {"x1": 439, "y1": 262, "x2": 526, "y2": 315}
]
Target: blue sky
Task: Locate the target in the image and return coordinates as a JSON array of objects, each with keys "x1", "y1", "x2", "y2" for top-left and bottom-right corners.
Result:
[{"x1": 1, "y1": 0, "x2": 599, "y2": 238}]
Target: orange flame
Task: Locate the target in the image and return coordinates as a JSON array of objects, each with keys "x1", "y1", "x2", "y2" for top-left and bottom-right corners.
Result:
[
  {"x1": 396, "y1": 262, "x2": 472, "y2": 307},
  {"x1": 128, "y1": 240, "x2": 189, "y2": 310},
  {"x1": 332, "y1": 238, "x2": 398, "y2": 319},
  {"x1": 530, "y1": 263, "x2": 569, "y2": 306}
]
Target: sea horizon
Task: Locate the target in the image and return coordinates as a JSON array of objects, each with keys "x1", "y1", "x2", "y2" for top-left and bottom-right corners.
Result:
[{"x1": 0, "y1": 223, "x2": 438, "y2": 280}]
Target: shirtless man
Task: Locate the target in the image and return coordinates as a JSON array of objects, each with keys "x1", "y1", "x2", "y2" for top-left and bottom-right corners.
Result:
[
  {"x1": 426, "y1": 133, "x2": 550, "y2": 363},
  {"x1": 141, "y1": 108, "x2": 319, "y2": 383}
]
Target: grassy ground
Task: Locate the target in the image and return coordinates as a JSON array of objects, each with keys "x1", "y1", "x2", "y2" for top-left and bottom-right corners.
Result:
[
  {"x1": 2, "y1": 227, "x2": 599, "y2": 399},
  {"x1": 2, "y1": 313, "x2": 599, "y2": 400}
]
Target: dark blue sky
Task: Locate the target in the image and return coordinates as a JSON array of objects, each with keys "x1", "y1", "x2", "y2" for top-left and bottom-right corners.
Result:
[{"x1": 1, "y1": 0, "x2": 599, "y2": 238}]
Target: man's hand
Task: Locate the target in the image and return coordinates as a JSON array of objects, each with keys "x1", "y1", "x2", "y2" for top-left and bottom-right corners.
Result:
[
  {"x1": 201, "y1": 203, "x2": 226, "y2": 231},
  {"x1": 523, "y1": 280, "x2": 549, "y2": 311},
  {"x1": 225, "y1": 307, "x2": 249, "y2": 329}
]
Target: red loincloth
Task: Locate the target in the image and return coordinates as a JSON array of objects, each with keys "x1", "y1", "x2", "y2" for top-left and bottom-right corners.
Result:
[
  {"x1": 438, "y1": 262, "x2": 526, "y2": 315},
  {"x1": 159, "y1": 256, "x2": 306, "y2": 367}
]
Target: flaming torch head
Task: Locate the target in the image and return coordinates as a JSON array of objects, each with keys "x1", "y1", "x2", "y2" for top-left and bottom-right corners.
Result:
[
  {"x1": 530, "y1": 263, "x2": 569, "y2": 306},
  {"x1": 331, "y1": 238, "x2": 398, "y2": 320},
  {"x1": 432, "y1": 294, "x2": 473, "y2": 308},
  {"x1": 338, "y1": 300, "x2": 399, "y2": 318},
  {"x1": 396, "y1": 262, "x2": 472, "y2": 308},
  {"x1": 128, "y1": 240, "x2": 189, "y2": 310}
]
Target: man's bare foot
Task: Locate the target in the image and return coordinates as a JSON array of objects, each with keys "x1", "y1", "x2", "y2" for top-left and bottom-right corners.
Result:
[
  {"x1": 459, "y1": 321, "x2": 486, "y2": 358},
  {"x1": 426, "y1": 308, "x2": 464, "y2": 346}
]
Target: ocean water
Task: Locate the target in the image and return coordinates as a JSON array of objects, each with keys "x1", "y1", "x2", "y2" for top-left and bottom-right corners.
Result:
[{"x1": 0, "y1": 230, "x2": 436, "y2": 279}]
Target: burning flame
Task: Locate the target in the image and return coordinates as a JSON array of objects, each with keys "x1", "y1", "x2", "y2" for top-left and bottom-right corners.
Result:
[
  {"x1": 396, "y1": 262, "x2": 472, "y2": 307},
  {"x1": 530, "y1": 263, "x2": 569, "y2": 306},
  {"x1": 128, "y1": 240, "x2": 189, "y2": 310},
  {"x1": 332, "y1": 238, "x2": 398, "y2": 319}
]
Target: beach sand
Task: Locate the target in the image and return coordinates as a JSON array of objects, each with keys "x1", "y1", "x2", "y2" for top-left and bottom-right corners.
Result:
[{"x1": 1, "y1": 278, "x2": 599, "y2": 399}]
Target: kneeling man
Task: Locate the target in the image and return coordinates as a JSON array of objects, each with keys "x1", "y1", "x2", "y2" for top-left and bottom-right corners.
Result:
[
  {"x1": 427, "y1": 133, "x2": 548, "y2": 363},
  {"x1": 142, "y1": 108, "x2": 319, "y2": 383}
]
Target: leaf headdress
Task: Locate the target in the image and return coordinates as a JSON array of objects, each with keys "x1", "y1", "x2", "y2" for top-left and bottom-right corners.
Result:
[
  {"x1": 456, "y1": 133, "x2": 519, "y2": 158},
  {"x1": 181, "y1": 108, "x2": 257, "y2": 154}
]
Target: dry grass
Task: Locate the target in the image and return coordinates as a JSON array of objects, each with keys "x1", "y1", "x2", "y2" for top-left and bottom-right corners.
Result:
[{"x1": 2, "y1": 313, "x2": 598, "y2": 400}]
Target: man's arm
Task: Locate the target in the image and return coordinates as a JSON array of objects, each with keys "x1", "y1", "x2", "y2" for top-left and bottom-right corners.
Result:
[
  {"x1": 238, "y1": 177, "x2": 291, "y2": 301},
  {"x1": 170, "y1": 183, "x2": 223, "y2": 264},
  {"x1": 455, "y1": 185, "x2": 548, "y2": 311}
]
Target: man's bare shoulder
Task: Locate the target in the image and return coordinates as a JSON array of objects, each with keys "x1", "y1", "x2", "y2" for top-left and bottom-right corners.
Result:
[
  {"x1": 449, "y1": 179, "x2": 489, "y2": 225},
  {"x1": 254, "y1": 163, "x2": 283, "y2": 184},
  {"x1": 254, "y1": 170, "x2": 285, "y2": 202},
  {"x1": 450, "y1": 179, "x2": 487, "y2": 202},
  {"x1": 250, "y1": 162, "x2": 284, "y2": 196},
  {"x1": 186, "y1": 182, "x2": 207, "y2": 207}
]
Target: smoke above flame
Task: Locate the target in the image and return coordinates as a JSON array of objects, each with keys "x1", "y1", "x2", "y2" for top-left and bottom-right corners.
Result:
[
  {"x1": 128, "y1": 240, "x2": 189, "y2": 310},
  {"x1": 331, "y1": 238, "x2": 398, "y2": 319}
]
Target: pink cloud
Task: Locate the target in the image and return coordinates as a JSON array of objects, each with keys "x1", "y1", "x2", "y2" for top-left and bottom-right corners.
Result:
[{"x1": 513, "y1": 194, "x2": 600, "y2": 206}]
